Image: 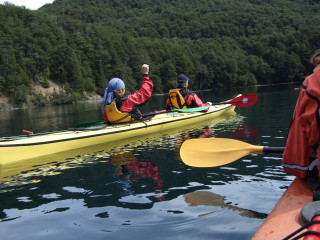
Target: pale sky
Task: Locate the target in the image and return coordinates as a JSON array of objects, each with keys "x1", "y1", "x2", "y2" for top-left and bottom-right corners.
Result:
[{"x1": 0, "y1": 0, "x2": 54, "y2": 10}]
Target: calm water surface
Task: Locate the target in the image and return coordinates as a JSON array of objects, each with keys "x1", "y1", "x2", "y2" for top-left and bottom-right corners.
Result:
[{"x1": 0, "y1": 85, "x2": 300, "y2": 240}]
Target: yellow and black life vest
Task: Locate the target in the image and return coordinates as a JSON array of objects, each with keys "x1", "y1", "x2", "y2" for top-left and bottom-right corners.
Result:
[
  {"x1": 105, "y1": 101, "x2": 132, "y2": 124},
  {"x1": 168, "y1": 89, "x2": 188, "y2": 110}
]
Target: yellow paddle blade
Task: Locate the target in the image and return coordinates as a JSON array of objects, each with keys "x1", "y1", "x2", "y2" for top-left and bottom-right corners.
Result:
[{"x1": 180, "y1": 138, "x2": 264, "y2": 167}]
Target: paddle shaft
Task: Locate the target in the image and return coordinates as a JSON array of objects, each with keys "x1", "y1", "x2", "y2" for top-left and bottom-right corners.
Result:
[
  {"x1": 142, "y1": 110, "x2": 169, "y2": 117},
  {"x1": 263, "y1": 146, "x2": 285, "y2": 154},
  {"x1": 142, "y1": 105, "x2": 209, "y2": 117}
]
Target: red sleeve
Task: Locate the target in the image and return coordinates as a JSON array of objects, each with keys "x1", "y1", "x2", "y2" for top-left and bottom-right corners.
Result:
[
  {"x1": 165, "y1": 98, "x2": 170, "y2": 110},
  {"x1": 186, "y1": 94, "x2": 210, "y2": 107},
  {"x1": 120, "y1": 75, "x2": 153, "y2": 112}
]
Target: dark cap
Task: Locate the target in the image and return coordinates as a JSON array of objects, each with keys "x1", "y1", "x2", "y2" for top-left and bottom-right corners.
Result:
[{"x1": 177, "y1": 74, "x2": 190, "y2": 84}]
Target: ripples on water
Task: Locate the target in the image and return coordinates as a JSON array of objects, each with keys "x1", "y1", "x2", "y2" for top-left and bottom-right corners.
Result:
[{"x1": 0, "y1": 88, "x2": 299, "y2": 240}]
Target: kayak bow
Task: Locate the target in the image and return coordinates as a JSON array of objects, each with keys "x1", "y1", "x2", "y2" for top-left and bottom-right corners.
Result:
[{"x1": 252, "y1": 178, "x2": 313, "y2": 240}]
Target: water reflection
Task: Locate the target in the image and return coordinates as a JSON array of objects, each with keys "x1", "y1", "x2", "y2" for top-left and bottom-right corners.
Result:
[
  {"x1": 184, "y1": 190, "x2": 267, "y2": 219},
  {"x1": 230, "y1": 124, "x2": 260, "y2": 143},
  {"x1": 109, "y1": 151, "x2": 164, "y2": 196}
]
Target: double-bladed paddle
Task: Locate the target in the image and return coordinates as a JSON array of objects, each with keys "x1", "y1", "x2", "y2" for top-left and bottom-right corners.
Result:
[
  {"x1": 143, "y1": 94, "x2": 257, "y2": 117},
  {"x1": 180, "y1": 138, "x2": 285, "y2": 167},
  {"x1": 214, "y1": 93, "x2": 257, "y2": 108},
  {"x1": 144, "y1": 94, "x2": 258, "y2": 116},
  {"x1": 76, "y1": 94, "x2": 258, "y2": 128}
]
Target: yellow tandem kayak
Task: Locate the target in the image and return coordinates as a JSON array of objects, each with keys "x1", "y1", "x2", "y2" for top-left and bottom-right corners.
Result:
[{"x1": 0, "y1": 103, "x2": 236, "y2": 165}]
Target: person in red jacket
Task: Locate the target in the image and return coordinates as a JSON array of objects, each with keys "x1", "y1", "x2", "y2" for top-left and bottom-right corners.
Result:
[
  {"x1": 165, "y1": 74, "x2": 211, "y2": 110},
  {"x1": 283, "y1": 49, "x2": 320, "y2": 194},
  {"x1": 101, "y1": 64, "x2": 153, "y2": 124}
]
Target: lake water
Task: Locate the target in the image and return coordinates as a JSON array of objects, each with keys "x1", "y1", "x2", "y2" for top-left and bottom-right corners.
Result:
[{"x1": 0, "y1": 84, "x2": 300, "y2": 240}]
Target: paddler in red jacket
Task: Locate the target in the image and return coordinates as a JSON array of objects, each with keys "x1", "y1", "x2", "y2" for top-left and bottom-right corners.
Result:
[
  {"x1": 101, "y1": 64, "x2": 153, "y2": 124},
  {"x1": 283, "y1": 49, "x2": 320, "y2": 240},
  {"x1": 165, "y1": 73, "x2": 212, "y2": 110},
  {"x1": 283, "y1": 49, "x2": 320, "y2": 187}
]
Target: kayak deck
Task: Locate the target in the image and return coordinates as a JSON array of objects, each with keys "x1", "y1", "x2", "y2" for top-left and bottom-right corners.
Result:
[{"x1": 252, "y1": 178, "x2": 313, "y2": 239}]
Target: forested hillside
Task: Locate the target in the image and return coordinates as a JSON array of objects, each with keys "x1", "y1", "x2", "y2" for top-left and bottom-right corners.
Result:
[{"x1": 1, "y1": 0, "x2": 319, "y2": 107}]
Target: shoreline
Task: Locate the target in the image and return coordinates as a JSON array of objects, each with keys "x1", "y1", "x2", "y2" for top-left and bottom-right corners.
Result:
[{"x1": 0, "y1": 81, "x2": 300, "y2": 111}]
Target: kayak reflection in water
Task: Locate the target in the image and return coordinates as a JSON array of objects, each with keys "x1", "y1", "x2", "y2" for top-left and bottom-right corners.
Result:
[{"x1": 109, "y1": 151, "x2": 164, "y2": 198}]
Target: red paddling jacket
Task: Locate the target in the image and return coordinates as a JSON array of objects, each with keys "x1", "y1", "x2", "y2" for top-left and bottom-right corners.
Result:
[{"x1": 283, "y1": 65, "x2": 320, "y2": 178}]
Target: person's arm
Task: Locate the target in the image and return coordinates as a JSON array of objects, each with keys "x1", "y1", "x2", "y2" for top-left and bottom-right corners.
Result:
[
  {"x1": 165, "y1": 98, "x2": 171, "y2": 110},
  {"x1": 187, "y1": 94, "x2": 211, "y2": 107},
  {"x1": 120, "y1": 64, "x2": 153, "y2": 112}
]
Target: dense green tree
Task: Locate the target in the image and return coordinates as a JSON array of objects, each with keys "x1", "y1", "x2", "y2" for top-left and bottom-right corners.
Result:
[{"x1": 0, "y1": 0, "x2": 320, "y2": 107}]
